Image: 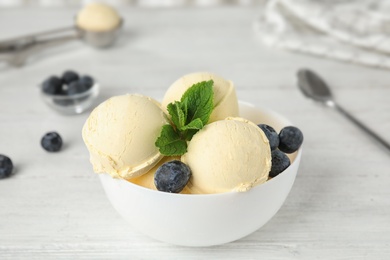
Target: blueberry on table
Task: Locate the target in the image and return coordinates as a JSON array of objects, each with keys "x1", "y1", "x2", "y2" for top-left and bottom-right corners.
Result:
[
  {"x1": 278, "y1": 126, "x2": 304, "y2": 154},
  {"x1": 0, "y1": 154, "x2": 13, "y2": 179},
  {"x1": 41, "y1": 132, "x2": 63, "y2": 152},
  {"x1": 154, "y1": 160, "x2": 191, "y2": 193},
  {"x1": 67, "y1": 81, "x2": 88, "y2": 95},
  {"x1": 79, "y1": 75, "x2": 94, "y2": 90},
  {"x1": 269, "y1": 150, "x2": 290, "y2": 178},
  {"x1": 62, "y1": 70, "x2": 79, "y2": 85},
  {"x1": 258, "y1": 124, "x2": 279, "y2": 151},
  {"x1": 42, "y1": 76, "x2": 62, "y2": 95}
]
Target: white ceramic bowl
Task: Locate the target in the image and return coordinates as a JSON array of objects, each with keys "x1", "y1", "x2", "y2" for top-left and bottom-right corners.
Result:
[{"x1": 99, "y1": 101, "x2": 302, "y2": 247}]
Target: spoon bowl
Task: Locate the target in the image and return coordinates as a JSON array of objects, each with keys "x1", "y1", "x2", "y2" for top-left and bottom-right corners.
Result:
[
  {"x1": 76, "y1": 18, "x2": 123, "y2": 48},
  {"x1": 297, "y1": 69, "x2": 333, "y2": 103},
  {"x1": 297, "y1": 68, "x2": 390, "y2": 152}
]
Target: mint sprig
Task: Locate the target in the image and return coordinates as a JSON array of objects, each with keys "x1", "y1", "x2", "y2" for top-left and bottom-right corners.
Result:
[
  {"x1": 155, "y1": 80, "x2": 214, "y2": 156},
  {"x1": 155, "y1": 125, "x2": 187, "y2": 156}
]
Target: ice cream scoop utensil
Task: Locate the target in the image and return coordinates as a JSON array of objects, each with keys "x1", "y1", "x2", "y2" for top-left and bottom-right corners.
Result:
[
  {"x1": 0, "y1": 26, "x2": 79, "y2": 67},
  {"x1": 0, "y1": 20, "x2": 122, "y2": 67},
  {"x1": 297, "y1": 68, "x2": 390, "y2": 152}
]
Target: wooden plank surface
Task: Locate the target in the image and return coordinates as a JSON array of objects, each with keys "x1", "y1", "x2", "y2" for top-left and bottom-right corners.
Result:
[{"x1": 0, "y1": 6, "x2": 389, "y2": 260}]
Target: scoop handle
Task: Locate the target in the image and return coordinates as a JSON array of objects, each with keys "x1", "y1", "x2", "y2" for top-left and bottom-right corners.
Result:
[
  {"x1": 0, "y1": 26, "x2": 80, "y2": 67},
  {"x1": 330, "y1": 101, "x2": 390, "y2": 152}
]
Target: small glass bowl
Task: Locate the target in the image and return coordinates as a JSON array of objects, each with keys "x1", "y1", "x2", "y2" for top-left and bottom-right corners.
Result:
[{"x1": 40, "y1": 83, "x2": 99, "y2": 115}]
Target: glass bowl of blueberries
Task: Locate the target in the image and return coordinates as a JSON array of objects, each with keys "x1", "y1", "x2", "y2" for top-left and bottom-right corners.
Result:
[{"x1": 40, "y1": 70, "x2": 99, "y2": 115}]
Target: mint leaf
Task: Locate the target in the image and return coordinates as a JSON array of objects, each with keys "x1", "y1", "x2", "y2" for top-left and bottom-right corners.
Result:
[
  {"x1": 156, "y1": 80, "x2": 214, "y2": 156},
  {"x1": 180, "y1": 97, "x2": 188, "y2": 121},
  {"x1": 181, "y1": 80, "x2": 214, "y2": 125},
  {"x1": 167, "y1": 101, "x2": 186, "y2": 130},
  {"x1": 181, "y1": 118, "x2": 204, "y2": 141},
  {"x1": 155, "y1": 125, "x2": 187, "y2": 156},
  {"x1": 184, "y1": 129, "x2": 198, "y2": 141},
  {"x1": 180, "y1": 118, "x2": 203, "y2": 131}
]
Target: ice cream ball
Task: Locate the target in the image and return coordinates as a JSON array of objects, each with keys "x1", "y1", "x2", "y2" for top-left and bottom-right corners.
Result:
[
  {"x1": 182, "y1": 117, "x2": 272, "y2": 194},
  {"x1": 76, "y1": 2, "x2": 121, "y2": 32},
  {"x1": 82, "y1": 94, "x2": 169, "y2": 179},
  {"x1": 162, "y1": 72, "x2": 239, "y2": 123}
]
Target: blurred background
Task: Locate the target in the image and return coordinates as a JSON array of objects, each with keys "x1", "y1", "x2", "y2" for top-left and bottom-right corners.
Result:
[{"x1": 0, "y1": 0, "x2": 266, "y2": 7}]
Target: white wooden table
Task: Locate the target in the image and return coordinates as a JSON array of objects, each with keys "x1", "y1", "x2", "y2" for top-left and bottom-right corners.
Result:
[{"x1": 1, "y1": 6, "x2": 390, "y2": 260}]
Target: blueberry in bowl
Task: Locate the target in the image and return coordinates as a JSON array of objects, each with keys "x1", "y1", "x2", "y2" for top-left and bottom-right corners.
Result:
[
  {"x1": 40, "y1": 70, "x2": 99, "y2": 115},
  {"x1": 62, "y1": 70, "x2": 79, "y2": 85},
  {"x1": 154, "y1": 160, "x2": 191, "y2": 193}
]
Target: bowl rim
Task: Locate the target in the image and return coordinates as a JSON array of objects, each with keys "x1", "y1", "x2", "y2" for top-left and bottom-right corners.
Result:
[
  {"x1": 99, "y1": 101, "x2": 303, "y2": 197},
  {"x1": 40, "y1": 82, "x2": 99, "y2": 100}
]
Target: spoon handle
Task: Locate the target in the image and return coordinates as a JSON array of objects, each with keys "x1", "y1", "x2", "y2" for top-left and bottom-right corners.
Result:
[{"x1": 332, "y1": 102, "x2": 390, "y2": 151}]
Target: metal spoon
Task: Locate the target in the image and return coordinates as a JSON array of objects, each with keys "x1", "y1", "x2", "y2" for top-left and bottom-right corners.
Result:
[
  {"x1": 297, "y1": 68, "x2": 390, "y2": 151},
  {"x1": 0, "y1": 19, "x2": 123, "y2": 67}
]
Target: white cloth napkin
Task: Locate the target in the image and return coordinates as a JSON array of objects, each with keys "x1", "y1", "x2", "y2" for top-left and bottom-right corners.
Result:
[{"x1": 255, "y1": 0, "x2": 390, "y2": 69}]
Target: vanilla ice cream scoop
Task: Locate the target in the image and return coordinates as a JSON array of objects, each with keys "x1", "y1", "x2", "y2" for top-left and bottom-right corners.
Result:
[
  {"x1": 77, "y1": 2, "x2": 121, "y2": 32},
  {"x1": 182, "y1": 117, "x2": 271, "y2": 194},
  {"x1": 82, "y1": 94, "x2": 169, "y2": 179},
  {"x1": 162, "y1": 72, "x2": 239, "y2": 123}
]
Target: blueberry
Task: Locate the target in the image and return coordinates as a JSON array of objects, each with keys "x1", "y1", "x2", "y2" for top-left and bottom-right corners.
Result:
[
  {"x1": 67, "y1": 80, "x2": 88, "y2": 95},
  {"x1": 62, "y1": 70, "x2": 79, "y2": 85},
  {"x1": 269, "y1": 150, "x2": 290, "y2": 178},
  {"x1": 258, "y1": 124, "x2": 279, "y2": 151},
  {"x1": 41, "y1": 132, "x2": 63, "y2": 152},
  {"x1": 79, "y1": 75, "x2": 94, "y2": 90},
  {"x1": 154, "y1": 160, "x2": 191, "y2": 193},
  {"x1": 278, "y1": 126, "x2": 304, "y2": 153},
  {"x1": 42, "y1": 76, "x2": 62, "y2": 95},
  {"x1": 58, "y1": 84, "x2": 69, "y2": 96},
  {"x1": 0, "y1": 154, "x2": 13, "y2": 179}
]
